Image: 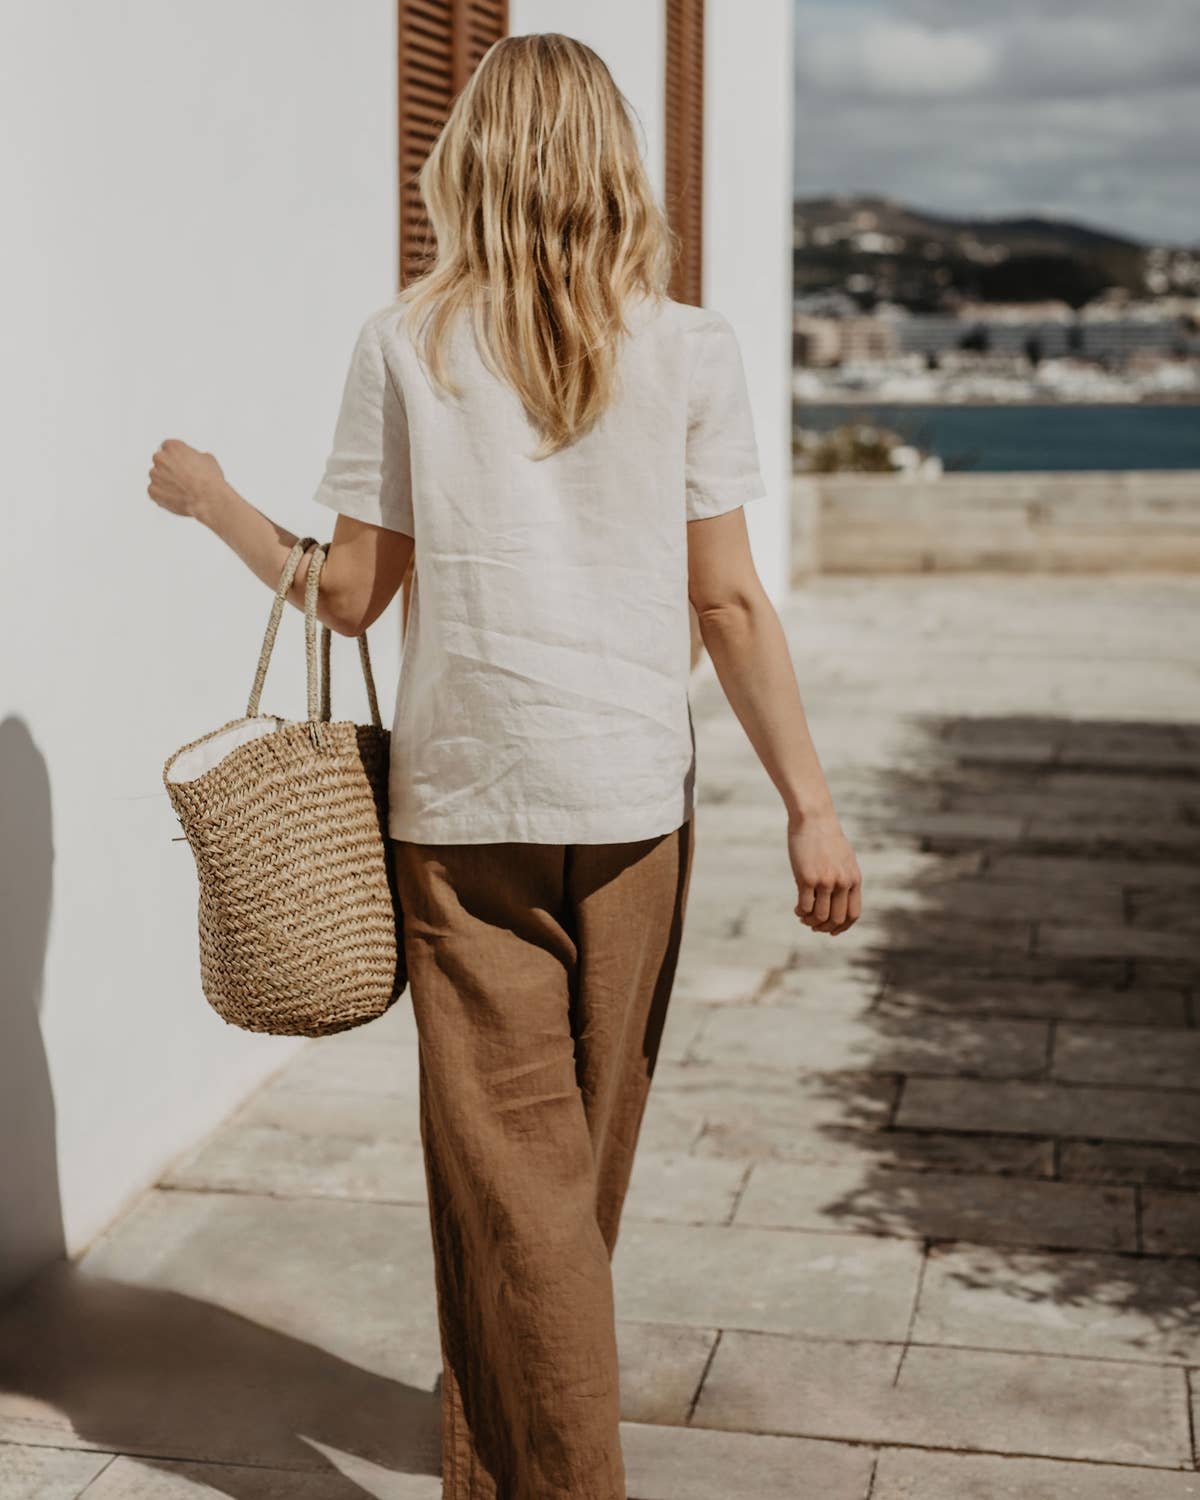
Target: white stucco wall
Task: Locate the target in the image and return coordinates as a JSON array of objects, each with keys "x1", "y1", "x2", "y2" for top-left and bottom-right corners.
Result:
[
  {"x1": 703, "y1": 0, "x2": 794, "y2": 599},
  {"x1": 0, "y1": 0, "x2": 401, "y2": 1294},
  {"x1": 511, "y1": 1, "x2": 794, "y2": 601}
]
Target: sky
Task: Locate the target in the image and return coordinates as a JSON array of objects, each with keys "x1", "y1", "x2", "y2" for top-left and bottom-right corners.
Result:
[{"x1": 793, "y1": 0, "x2": 1200, "y2": 245}]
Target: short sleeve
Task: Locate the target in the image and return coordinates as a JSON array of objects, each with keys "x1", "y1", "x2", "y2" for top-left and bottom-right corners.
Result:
[
  {"x1": 312, "y1": 314, "x2": 414, "y2": 537},
  {"x1": 685, "y1": 312, "x2": 768, "y2": 522}
]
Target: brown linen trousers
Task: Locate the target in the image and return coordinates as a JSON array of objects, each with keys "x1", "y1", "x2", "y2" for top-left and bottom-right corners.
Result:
[{"x1": 391, "y1": 814, "x2": 696, "y2": 1500}]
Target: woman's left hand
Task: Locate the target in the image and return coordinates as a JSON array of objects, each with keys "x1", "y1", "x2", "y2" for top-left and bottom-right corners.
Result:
[{"x1": 147, "y1": 439, "x2": 227, "y2": 521}]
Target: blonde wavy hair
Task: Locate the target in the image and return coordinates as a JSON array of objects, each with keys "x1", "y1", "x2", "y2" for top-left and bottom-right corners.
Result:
[{"x1": 402, "y1": 33, "x2": 675, "y2": 457}]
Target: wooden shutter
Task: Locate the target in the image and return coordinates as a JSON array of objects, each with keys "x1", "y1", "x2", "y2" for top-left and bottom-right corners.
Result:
[
  {"x1": 397, "y1": 0, "x2": 507, "y2": 288},
  {"x1": 664, "y1": 0, "x2": 704, "y2": 306},
  {"x1": 397, "y1": 0, "x2": 506, "y2": 637}
]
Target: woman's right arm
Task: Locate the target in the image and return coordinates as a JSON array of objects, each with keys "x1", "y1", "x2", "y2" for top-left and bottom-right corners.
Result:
[{"x1": 687, "y1": 505, "x2": 862, "y2": 936}]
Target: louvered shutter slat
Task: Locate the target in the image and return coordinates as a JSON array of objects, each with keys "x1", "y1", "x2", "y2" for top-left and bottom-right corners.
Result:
[
  {"x1": 397, "y1": 0, "x2": 508, "y2": 287},
  {"x1": 664, "y1": 0, "x2": 704, "y2": 306}
]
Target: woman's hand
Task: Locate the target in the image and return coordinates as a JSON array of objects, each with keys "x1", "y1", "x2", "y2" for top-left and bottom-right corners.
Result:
[
  {"x1": 147, "y1": 439, "x2": 228, "y2": 522},
  {"x1": 788, "y1": 810, "x2": 863, "y2": 936}
]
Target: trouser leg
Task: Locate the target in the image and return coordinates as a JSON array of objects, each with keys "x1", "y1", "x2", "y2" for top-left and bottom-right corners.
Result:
[
  {"x1": 568, "y1": 817, "x2": 695, "y2": 1251},
  {"x1": 392, "y1": 839, "x2": 625, "y2": 1500}
]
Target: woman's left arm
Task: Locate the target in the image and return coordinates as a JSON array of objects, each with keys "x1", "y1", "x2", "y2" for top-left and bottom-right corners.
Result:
[{"x1": 147, "y1": 439, "x2": 413, "y2": 637}]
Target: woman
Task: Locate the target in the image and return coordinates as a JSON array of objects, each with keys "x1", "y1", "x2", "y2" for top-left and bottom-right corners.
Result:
[{"x1": 148, "y1": 32, "x2": 861, "y2": 1500}]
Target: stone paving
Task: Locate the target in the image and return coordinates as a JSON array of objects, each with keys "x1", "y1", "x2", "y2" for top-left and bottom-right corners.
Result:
[{"x1": 1, "y1": 574, "x2": 1199, "y2": 1498}]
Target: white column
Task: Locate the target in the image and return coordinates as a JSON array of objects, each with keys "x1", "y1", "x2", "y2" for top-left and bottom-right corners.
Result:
[{"x1": 704, "y1": 0, "x2": 795, "y2": 601}]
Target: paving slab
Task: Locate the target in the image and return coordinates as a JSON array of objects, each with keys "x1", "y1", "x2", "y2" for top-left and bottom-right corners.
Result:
[
  {"x1": 881, "y1": 979, "x2": 1189, "y2": 1028},
  {"x1": 883, "y1": 950, "x2": 1130, "y2": 993},
  {"x1": 620, "y1": 1421, "x2": 873, "y2": 1500},
  {"x1": 612, "y1": 1221, "x2": 922, "y2": 1340},
  {"x1": 163, "y1": 1124, "x2": 429, "y2": 1205},
  {"x1": 947, "y1": 782, "x2": 1187, "y2": 828},
  {"x1": 268, "y1": 1041, "x2": 419, "y2": 1101},
  {"x1": 1040, "y1": 924, "x2": 1200, "y2": 963},
  {"x1": 676, "y1": 929, "x2": 800, "y2": 972},
  {"x1": 669, "y1": 959, "x2": 775, "y2": 1004},
  {"x1": 897, "y1": 1077, "x2": 1200, "y2": 1146},
  {"x1": 627, "y1": 1092, "x2": 708, "y2": 1154},
  {"x1": 690, "y1": 1003, "x2": 1048, "y2": 1078},
  {"x1": 0, "y1": 1444, "x2": 113, "y2": 1498},
  {"x1": 1052, "y1": 1024, "x2": 1200, "y2": 1089},
  {"x1": 823, "y1": 1129, "x2": 1056, "y2": 1178},
  {"x1": 987, "y1": 852, "x2": 1200, "y2": 892},
  {"x1": 1133, "y1": 958, "x2": 1200, "y2": 991},
  {"x1": 872, "y1": 1447, "x2": 1200, "y2": 1499},
  {"x1": 759, "y1": 965, "x2": 883, "y2": 1009},
  {"x1": 236, "y1": 1083, "x2": 419, "y2": 1143},
  {"x1": 692, "y1": 1329, "x2": 1190, "y2": 1467},
  {"x1": 614, "y1": 1322, "x2": 717, "y2": 1426},
  {"x1": 662, "y1": 1073, "x2": 899, "y2": 1159},
  {"x1": 847, "y1": 845, "x2": 986, "y2": 886},
  {"x1": 885, "y1": 874, "x2": 1125, "y2": 927},
  {"x1": 1061, "y1": 1140, "x2": 1200, "y2": 1190},
  {"x1": 823, "y1": 911, "x2": 1036, "y2": 959},
  {"x1": 734, "y1": 1161, "x2": 1136, "y2": 1252},
  {"x1": 913, "y1": 1242, "x2": 1200, "y2": 1364},
  {"x1": 889, "y1": 811, "x2": 1026, "y2": 847},
  {"x1": 1141, "y1": 1189, "x2": 1200, "y2": 1256},
  {"x1": 701, "y1": 1115, "x2": 1053, "y2": 1175},
  {"x1": 623, "y1": 1152, "x2": 747, "y2": 1225},
  {"x1": 1019, "y1": 819, "x2": 1200, "y2": 863},
  {"x1": 76, "y1": 1452, "x2": 439, "y2": 1498},
  {"x1": 77, "y1": 1190, "x2": 441, "y2": 1374},
  {"x1": 762, "y1": 936, "x2": 879, "y2": 982},
  {"x1": 1129, "y1": 885, "x2": 1200, "y2": 934},
  {"x1": 650, "y1": 1006, "x2": 710, "y2": 1066}
]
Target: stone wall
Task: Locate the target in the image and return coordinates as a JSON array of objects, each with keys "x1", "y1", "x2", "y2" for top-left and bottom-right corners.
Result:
[{"x1": 794, "y1": 472, "x2": 1200, "y2": 576}]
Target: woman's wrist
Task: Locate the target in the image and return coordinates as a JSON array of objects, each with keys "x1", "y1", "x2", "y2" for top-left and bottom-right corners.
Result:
[
  {"x1": 193, "y1": 477, "x2": 239, "y2": 532},
  {"x1": 786, "y1": 792, "x2": 837, "y2": 830}
]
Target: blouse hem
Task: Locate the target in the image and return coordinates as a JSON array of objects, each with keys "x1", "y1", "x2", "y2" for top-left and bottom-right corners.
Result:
[{"x1": 387, "y1": 797, "x2": 694, "y2": 847}]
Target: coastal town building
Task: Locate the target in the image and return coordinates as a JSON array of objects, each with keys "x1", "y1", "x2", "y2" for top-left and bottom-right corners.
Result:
[
  {"x1": 794, "y1": 314, "x2": 898, "y2": 366},
  {"x1": 793, "y1": 296, "x2": 1200, "y2": 394}
]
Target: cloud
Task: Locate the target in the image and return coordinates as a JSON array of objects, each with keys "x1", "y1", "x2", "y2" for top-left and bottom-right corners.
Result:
[
  {"x1": 802, "y1": 22, "x2": 996, "y2": 98},
  {"x1": 793, "y1": 0, "x2": 1200, "y2": 243}
]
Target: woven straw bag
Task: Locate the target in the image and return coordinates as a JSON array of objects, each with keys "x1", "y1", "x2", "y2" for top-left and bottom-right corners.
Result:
[{"x1": 163, "y1": 537, "x2": 406, "y2": 1036}]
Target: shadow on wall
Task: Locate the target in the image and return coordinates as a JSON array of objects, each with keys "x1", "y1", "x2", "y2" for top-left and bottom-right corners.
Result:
[
  {"x1": 802, "y1": 714, "x2": 1200, "y2": 1352},
  {"x1": 0, "y1": 715, "x2": 65, "y2": 1302}
]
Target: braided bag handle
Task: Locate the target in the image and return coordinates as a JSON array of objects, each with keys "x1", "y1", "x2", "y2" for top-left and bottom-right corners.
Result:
[
  {"x1": 304, "y1": 544, "x2": 384, "y2": 728},
  {"x1": 246, "y1": 536, "x2": 383, "y2": 728}
]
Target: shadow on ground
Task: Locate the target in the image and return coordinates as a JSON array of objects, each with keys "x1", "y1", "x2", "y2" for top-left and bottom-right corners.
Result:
[
  {"x1": 0, "y1": 712, "x2": 439, "y2": 1495},
  {"x1": 0, "y1": 1264, "x2": 439, "y2": 1497},
  {"x1": 805, "y1": 714, "x2": 1200, "y2": 1349}
]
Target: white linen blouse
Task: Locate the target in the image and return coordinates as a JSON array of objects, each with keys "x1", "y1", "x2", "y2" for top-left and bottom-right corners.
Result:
[{"x1": 312, "y1": 290, "x2": 766, "y2": 845}]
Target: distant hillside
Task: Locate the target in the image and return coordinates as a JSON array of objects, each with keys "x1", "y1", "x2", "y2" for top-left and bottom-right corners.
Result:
[{"x1": 794, "y1": 195, "x2": 1163, "y2": 312}]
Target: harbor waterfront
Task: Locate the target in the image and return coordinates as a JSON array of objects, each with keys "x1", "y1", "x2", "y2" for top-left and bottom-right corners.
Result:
[{"x1": 794, "y1": 402, "x2": 1200, "y2": 473}]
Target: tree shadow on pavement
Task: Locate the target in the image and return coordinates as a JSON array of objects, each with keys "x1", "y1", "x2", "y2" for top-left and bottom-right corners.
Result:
[{"x1": 803, "y1": 713, "x2": 1200, "y2": 1356}]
